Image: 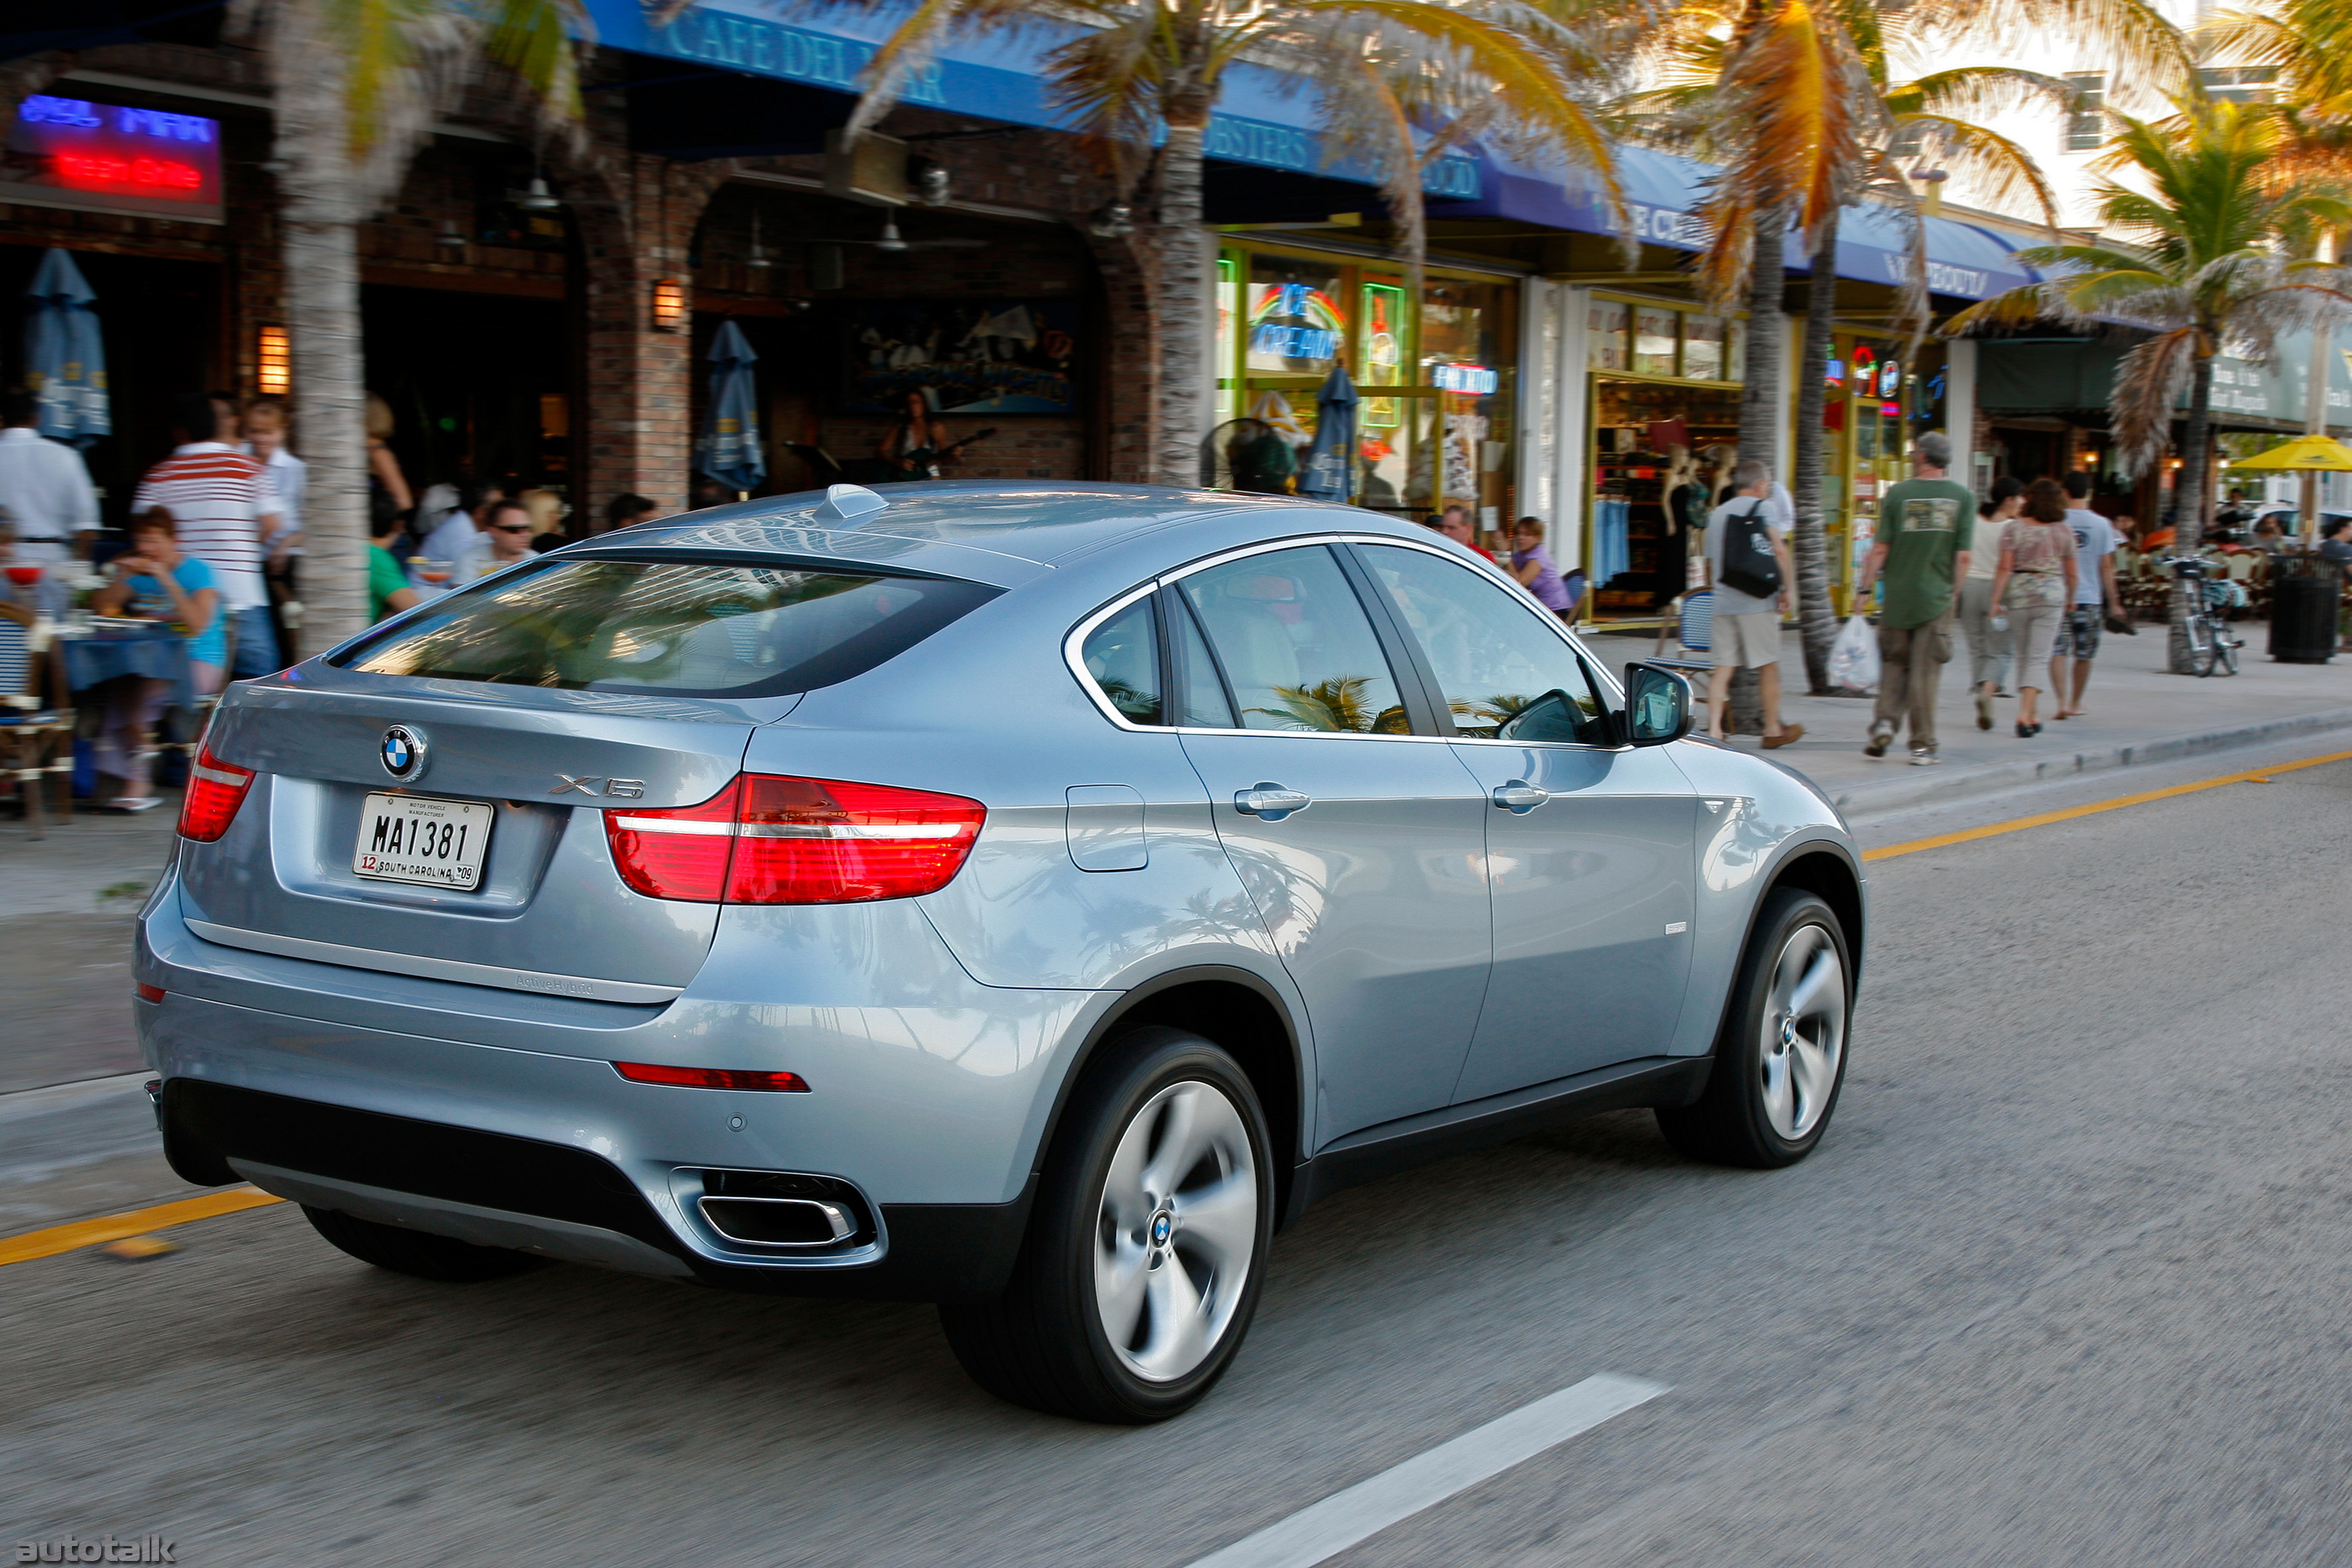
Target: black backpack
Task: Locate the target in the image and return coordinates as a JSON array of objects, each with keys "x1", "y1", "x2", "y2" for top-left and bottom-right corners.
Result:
[{"x1": 1719, "y1": 498, "x2": 1782, "y2": 599}]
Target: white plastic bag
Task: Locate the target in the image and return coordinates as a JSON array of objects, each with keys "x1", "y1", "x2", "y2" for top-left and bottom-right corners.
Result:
[{"x1": 1828, "y1": 614, "x2": 1880, "y2": 695}]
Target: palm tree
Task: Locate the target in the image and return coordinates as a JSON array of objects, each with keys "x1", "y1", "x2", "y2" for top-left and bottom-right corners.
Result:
[
  {"x1": 1949, "y1": 101, "x2": 2352, "y2": 670},
  {"x1": 1630, "y1": 0, "x2": 2187, "y2": 690},
  {"x1": 245, "y1": 0, "x2": 586, "y2": 651},
  {"x1": 835, "y1": 0, "x2": 1628, "y2": 487}
]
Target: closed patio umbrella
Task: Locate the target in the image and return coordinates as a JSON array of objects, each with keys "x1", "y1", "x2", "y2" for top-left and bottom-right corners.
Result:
[
  {"x1": 695, "y1": 321, "x2": 764, "y2": 495},
  {"x1": 1297, "y1": 365, "x2": 1359, "y2": 503},
  {"x1": 24, "y1": 249, "x2": 109, "y2": 446}
]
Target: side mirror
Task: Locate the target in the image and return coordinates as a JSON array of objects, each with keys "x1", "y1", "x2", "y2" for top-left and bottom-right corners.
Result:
[{"x1": 1621, "y1": 662, "x2": 1694, "y2": 746}]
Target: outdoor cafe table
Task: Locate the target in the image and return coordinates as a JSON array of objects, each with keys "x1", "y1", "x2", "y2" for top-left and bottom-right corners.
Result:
[{"x1": 56, "y1": 621, "x2": 194, "y2": 711}]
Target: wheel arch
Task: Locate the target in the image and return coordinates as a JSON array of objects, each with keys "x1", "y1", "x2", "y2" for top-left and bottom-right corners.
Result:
[
  {"x1": 1766, "y1": 843, "x2": 1866, "y2": 983},
  {"x1": 1031, "y1": 967, "x2": 1307, "y2": 1225}
]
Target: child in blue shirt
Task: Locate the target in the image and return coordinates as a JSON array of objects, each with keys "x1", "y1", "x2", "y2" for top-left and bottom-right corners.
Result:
[{"x1": 89, "y1": 509, "x2": 223, "y2": 811}]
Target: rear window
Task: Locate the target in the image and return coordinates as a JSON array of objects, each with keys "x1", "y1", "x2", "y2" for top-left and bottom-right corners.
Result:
[{"x1": 335, "y1": 556, "x2": 1000, "y2": 699}]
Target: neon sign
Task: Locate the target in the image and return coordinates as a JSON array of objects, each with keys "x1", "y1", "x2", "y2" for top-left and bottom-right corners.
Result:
[
  {"x1": 2, "y1": 95, "x2": 223, "y2": 223},
  {"x1": 1431, "y1": 363, "x2": 1498, "y2": 394},
  {"x1": 1247, "y1": 281, "x2": 1345, "y2": 372}
]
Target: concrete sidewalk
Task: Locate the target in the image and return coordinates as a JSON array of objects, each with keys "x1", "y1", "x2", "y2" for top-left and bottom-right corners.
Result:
[{"x1": 1589, "y1": 622, "x2": 2352, "y2": 819}]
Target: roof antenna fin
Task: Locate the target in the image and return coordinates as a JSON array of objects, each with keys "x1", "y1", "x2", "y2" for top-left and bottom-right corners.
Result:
[{"x1": 816, "y1": 483, "x2": 889, "y2": 523}]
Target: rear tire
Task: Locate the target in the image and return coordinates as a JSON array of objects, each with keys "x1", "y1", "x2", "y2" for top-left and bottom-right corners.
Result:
[
  {"x1": 1657, "y1": 888, "x2": 1851, "y2": 1168},
  {"x1": 303, "y1": 1204, "x2": 543, "y2": 1283},
  {"x1": 939, "y1": 1028, "x2": 1273, "y2": 1423}
]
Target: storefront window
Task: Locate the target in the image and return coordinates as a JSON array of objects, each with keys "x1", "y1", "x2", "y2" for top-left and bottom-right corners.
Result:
[
  {"x1": 1587, "y1": 298, "x2": 1629, "y2": 371},
  {"x1": 1247, "y1": 259, "x2": 1346, "y2": 376},
  {"x1": 1683, "y1": 314, "x2": 1726, "y2": 382},
  {"x1": 1632, "y1": 307, "x2": 1679, "y2": 376},
  {"x1": 1218, "y1": 245, "x2": 1517, "y2": 530}
]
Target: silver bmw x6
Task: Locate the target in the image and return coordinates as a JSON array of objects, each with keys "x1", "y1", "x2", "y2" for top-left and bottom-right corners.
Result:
[{"x1": 137, "y1": 481, "x2": 1864, "y2": 1422}]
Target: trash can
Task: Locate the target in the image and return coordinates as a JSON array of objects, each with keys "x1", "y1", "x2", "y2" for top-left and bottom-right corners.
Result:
[{"x1": 2268, "y1": 554, "x2": 2338, "y2": 663}]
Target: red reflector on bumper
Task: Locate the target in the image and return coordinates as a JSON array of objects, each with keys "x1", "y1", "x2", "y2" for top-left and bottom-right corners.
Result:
[
  {"x1": 136, "y1": 984, "x2": 166, "y2": 1004},
  {"x1": 612, "y1": 1061, "x2": 810, "y2": 1092}
]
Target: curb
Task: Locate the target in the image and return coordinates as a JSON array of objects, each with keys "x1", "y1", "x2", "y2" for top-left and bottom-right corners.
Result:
[{"x1": 1820, "y1": 703, "x2": 2352, "y2": 821}]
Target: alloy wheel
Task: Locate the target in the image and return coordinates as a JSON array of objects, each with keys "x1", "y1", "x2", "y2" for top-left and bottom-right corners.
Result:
[
  {"x1": 1093, "y1": 1080, "x2": 1258, "y2": 1383},
  {"x1": 1759, "y1": 922, "x2": 1846, "y2": 1141}
]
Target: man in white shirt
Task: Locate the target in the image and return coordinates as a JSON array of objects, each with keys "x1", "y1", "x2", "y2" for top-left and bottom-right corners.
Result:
[
  {"x1": 242, "y1": 397, "x2": 306, "y2": 659},
  {"x1": 2054, "y1": 470, "x2": 2123, "y2": 720},
  {"x1": 416, "y1": 481, "x2": 503, "y2": 595},
  {"x1": 0, "y1": 385, "x2": 101, "y2": 615},
  {"x1": 456, "y1": 497, "x2": 539, "y2": 585},
  {"x1": 132, "y1": 393, "x2": 285, "y2": 677}
]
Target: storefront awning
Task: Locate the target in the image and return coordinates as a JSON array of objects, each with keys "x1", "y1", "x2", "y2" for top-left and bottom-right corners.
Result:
[
  {"x1": 586, "y1": 0, "x2": 1479, "y2": 196},
  {"x1": 1431, "y1": 143, "x2": 2042, "y2": 302}
]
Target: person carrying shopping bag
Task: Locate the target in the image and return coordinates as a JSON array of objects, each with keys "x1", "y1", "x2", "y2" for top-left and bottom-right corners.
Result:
[
  {"x1": 1960, "y1": 477, "x2": 2023, "y2": 731},
  {"x1": 1987, "y1": 479, "x2": 2079, "y2": 737}
]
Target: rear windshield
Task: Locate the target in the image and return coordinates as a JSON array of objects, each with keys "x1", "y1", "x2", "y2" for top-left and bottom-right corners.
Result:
[{"x1": 335, "y1": 555, "x2": 999, "y2": 698}]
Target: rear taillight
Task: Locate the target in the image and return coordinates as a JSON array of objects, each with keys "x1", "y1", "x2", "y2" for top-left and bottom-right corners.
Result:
[
  {"x1": 604, "y1": 774, "x2": 985, "y2": 905},
  {"x1": 613, "y1": 1061, "x2": 810, "y2": 1091},
  {"x1": 178, "y1": 744, "x2": 256, "y2": 842}
]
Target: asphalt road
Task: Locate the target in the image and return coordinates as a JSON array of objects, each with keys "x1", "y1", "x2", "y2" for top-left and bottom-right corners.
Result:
[{"x1": 6, "y1": 740, "x2": 2352, "y2": 1566}]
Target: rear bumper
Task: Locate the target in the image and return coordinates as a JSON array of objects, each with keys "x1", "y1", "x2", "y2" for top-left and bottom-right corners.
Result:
[{"x1": 134, "y1": 877, "x2": 1091, "y2": 1300}]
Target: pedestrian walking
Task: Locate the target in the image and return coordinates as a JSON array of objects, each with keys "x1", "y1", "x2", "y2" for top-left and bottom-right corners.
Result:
[
  {"x1": 132, "y1": 393, "x2": 285, "y2": 678},
  {"x1": 241, "y1": 396, "x2": 306, "y2": 662},
  {"x1": 1700, "y1": 459, "x2": 1802, "y2": 749},
  {"x1": 1853, "y1": 432, "x2": 1973, "y2": 765},
  {"x1": 0, "y1": 384, "x2": 100, "y2": 617},
  {"x1": 1509, "y1": 517, "x2": 1577, "y2": 620},
  {"x1": 1987, "y1": 479, "x2": 2079, "y2": 736},
  {"x1": 2318, "y1": 517, "x2": 2352, "y2": 649},
  {"x1": 2055, "y1": 471, "x2": 2124, "y2": 720},
  {"x1": 1960, "y1": 477, "x2": 2023, "y2": 731}
]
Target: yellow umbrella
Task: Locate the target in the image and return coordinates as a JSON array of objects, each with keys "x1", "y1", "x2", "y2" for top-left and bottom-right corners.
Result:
[{"x1": 2228, "y1": 434, "x2": 2352, "y2": 470}]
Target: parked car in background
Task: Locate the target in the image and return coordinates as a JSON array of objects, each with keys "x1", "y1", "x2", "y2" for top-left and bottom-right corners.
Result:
[{"x1": 138, "y1": 481, "x2": 1865, "y2": 1422}]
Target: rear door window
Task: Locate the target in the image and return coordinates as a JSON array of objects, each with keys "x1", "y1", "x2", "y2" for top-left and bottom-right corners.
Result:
[
  {"x1": 336, "y1": 556, "x2": 999, "y2": 699},
  {"x1": 1177, "y1": 546, "x2": 1409, "y2": 735}
]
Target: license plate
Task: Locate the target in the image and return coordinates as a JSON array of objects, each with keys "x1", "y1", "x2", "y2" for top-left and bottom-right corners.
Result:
[{"x1": 354, "y1": 793, "x2": 495, "y2": 890}]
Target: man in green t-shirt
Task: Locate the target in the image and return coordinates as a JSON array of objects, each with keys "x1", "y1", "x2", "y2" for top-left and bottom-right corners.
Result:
[
  {"x1": 1853, "y1": 431, "x2": 1973, "y2": 764},
  {"x1": 368, "y1": 513, "x2": 420, "y2": 624}
]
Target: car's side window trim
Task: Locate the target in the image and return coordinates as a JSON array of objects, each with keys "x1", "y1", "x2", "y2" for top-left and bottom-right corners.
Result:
[
  {"x1": 1063, "y1": 532, "x2": 1621, "y2": 742},
  {"x1": 1158, "y1": 585, "x2": 1243, "y2": 731},
  {"x1": 1345, "y1": 539, "x2": 1627, "y2": 750}
]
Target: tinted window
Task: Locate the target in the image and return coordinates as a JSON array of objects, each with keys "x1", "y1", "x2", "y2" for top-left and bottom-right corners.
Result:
[
  {"x1": 1179, "y1": 546, "x2": 1408, "y2": 734},
  {"x1": 1358, "y1": 543, "x2": 1611, "y2": 743},
  {"x1": 1081, "y1": 597, "x2": 1161, "y2": 723},
  {"x1": 338, "y1": 556, "x2": 997, "y2": 699}
]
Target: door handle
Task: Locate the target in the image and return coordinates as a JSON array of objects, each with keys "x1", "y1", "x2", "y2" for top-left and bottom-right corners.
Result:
[
  {"x1": 1234, "y1": 784, "x2": 1312, "y2": 820},
  {"x1": 1490, "y1": 781, "x2": 1549, "y2": 814}
]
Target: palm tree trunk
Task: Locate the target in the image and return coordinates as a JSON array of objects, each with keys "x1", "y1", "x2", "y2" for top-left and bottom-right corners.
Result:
[
  {"x1": 2166, "y1": 350, "x2": 2216, "y2": 673},
  {"x1": 1155, "y1": 120, "x2": 1209, "y2": 488},
  {"x1": 1729, "y1": 203, "x2": 1789, "y2": 732},
  {"x1": 272, "y1": 3, "x2": 371, "y2": 655},
  {"x1": 1790, "y1": 211, "x2": 1840, "y2": 693}
]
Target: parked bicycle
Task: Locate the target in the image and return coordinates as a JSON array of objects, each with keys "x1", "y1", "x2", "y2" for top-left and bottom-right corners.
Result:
[{"x1": 2163, "y1": 555, "x2": 2245, "y2": 677}]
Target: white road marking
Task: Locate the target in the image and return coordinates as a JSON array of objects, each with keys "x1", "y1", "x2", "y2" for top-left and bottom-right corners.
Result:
[{"x1": 1184, "y1": 1373, "x2": 1668, "y2": 1568}]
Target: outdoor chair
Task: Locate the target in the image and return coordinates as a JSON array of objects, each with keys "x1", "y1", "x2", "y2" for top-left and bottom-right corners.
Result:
[{"x1": 0, "y1": 604, "x2": 72, "y2": 839}]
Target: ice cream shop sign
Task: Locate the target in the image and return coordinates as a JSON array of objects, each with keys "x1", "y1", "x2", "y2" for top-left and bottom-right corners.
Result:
[{"x1": 3, "y1": 96, "x2": 223, "y2": 223}]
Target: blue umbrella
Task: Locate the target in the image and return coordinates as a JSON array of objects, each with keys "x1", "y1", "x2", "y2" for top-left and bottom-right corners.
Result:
[
  {"x1": 695, "y1": 320, "x2": 764, "y2": 494},
  {"x1": 1297, "y1": 365, "x2": 1359, "y2": 502},
  {"x1": 24, "y1": 249, "x2": 109, "y2": 447}
]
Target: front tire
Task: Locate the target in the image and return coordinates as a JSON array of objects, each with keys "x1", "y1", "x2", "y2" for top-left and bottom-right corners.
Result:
[
  {"x1": 1657, "y1": 888, "x2": 1851, "y2": 1168},
  {"x1": 303, "y1": 1204, "x2": 543, "y2": 1282},
  {"x1": 940, "y1": 1028, "x2": 1273, "y2": 1423}
]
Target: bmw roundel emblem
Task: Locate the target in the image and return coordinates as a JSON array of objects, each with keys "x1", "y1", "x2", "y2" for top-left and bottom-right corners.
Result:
[{"x1": 380, "y1": 724, "x2": 427, "y2": 782}]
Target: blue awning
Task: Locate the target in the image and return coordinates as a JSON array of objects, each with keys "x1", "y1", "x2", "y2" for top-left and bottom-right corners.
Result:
[
  {"x1": 1432, "y1": 143, "x2": 2041, "y2": 301},
  {"x1": 591, "y1": 0, "x2": 2037, "y2": 297},
  {"x1": 589, "y1": 0, "x2": 1479, "y2": 196}
]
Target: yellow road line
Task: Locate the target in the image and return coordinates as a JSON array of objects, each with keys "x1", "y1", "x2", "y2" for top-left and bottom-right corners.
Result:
[
  {"x1": 0, "y1": 1187, "x2": 285, "y2": 1267},
  {"x1": 1865, "y1": 749, "x2": 2352, "y2": 862}
]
